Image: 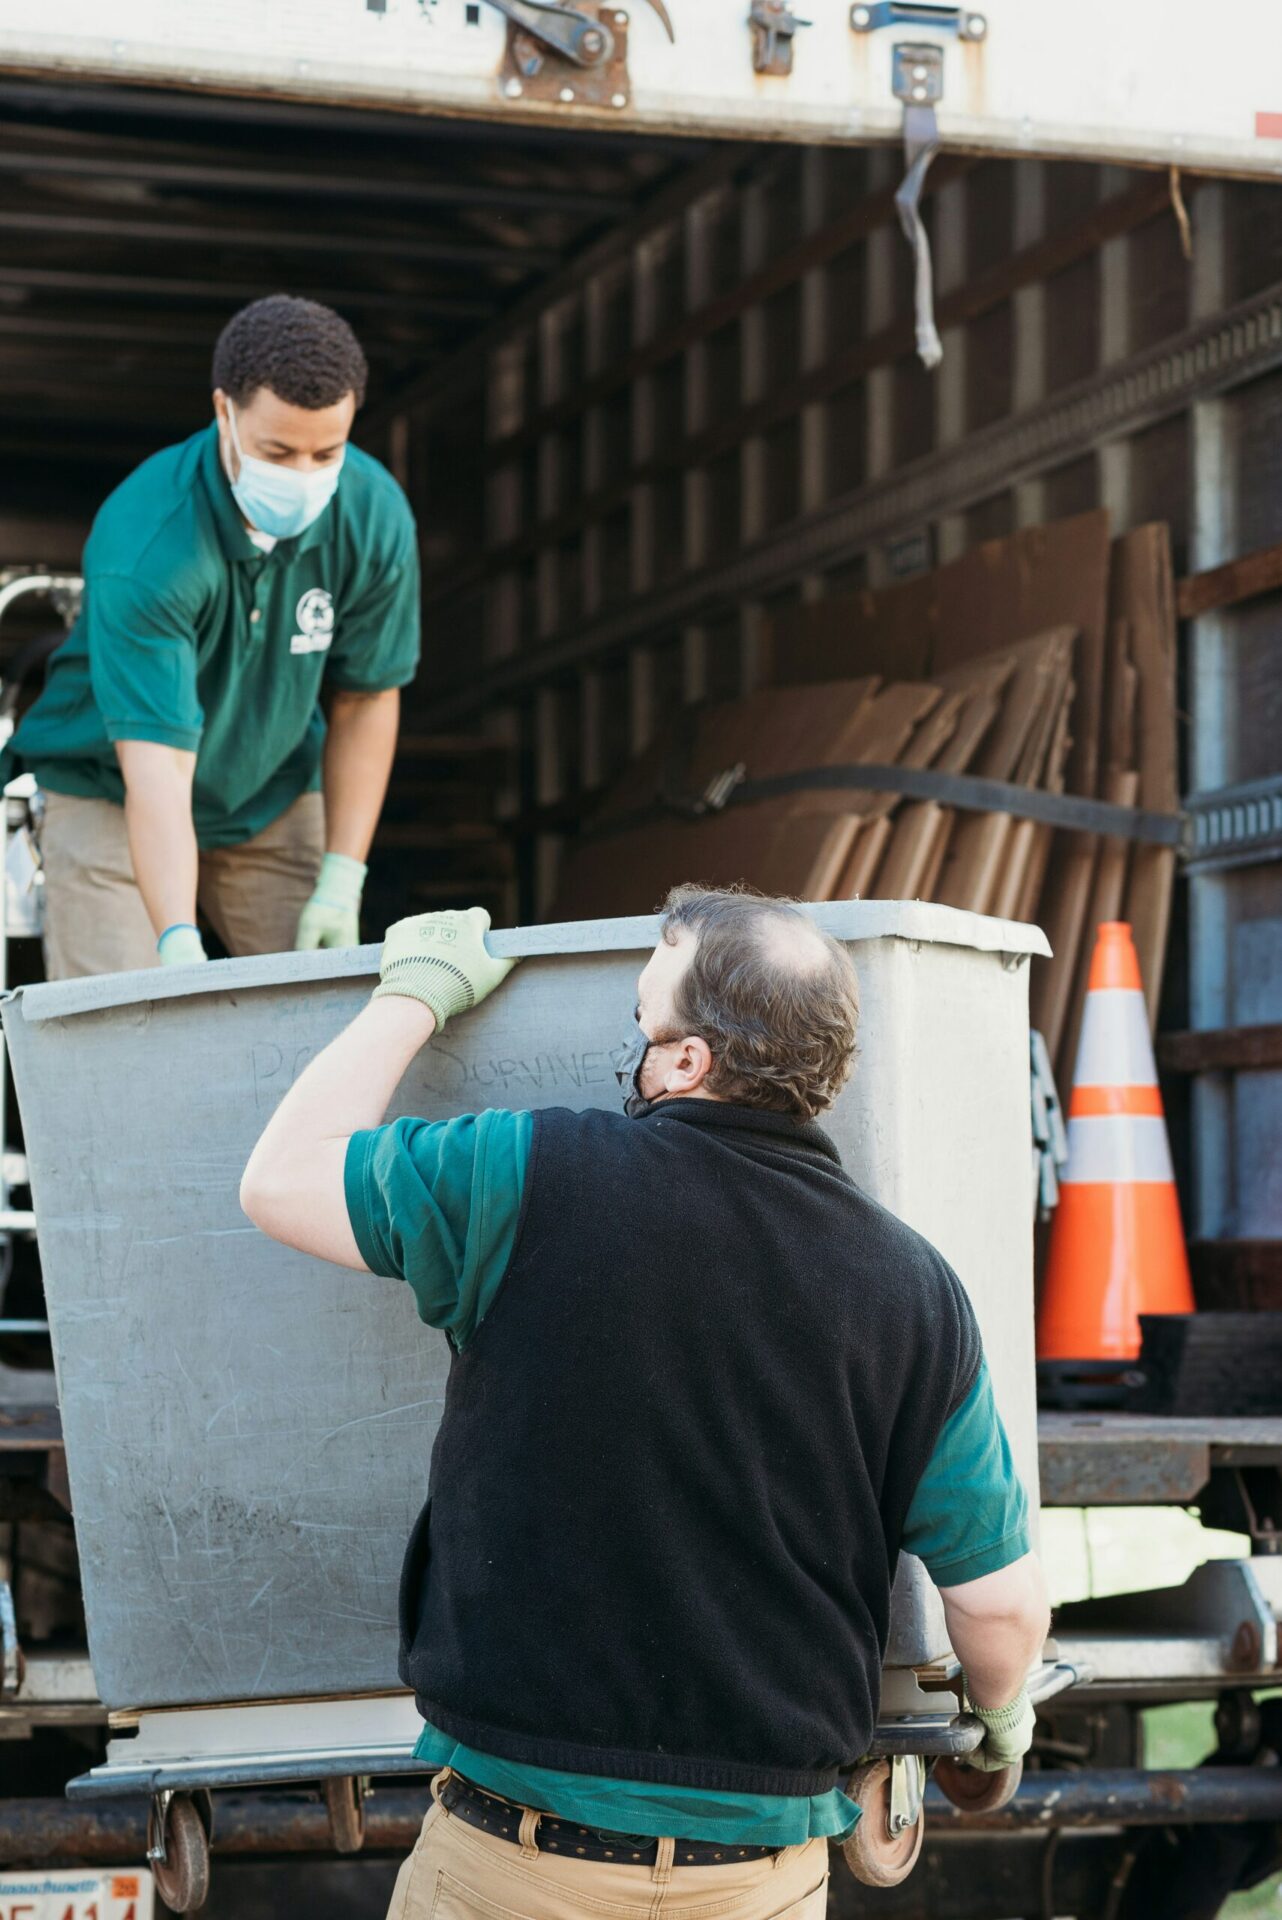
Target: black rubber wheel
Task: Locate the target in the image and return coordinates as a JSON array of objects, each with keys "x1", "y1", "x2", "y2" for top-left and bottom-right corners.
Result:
[
  {"x1": 840, "y1": 1758, "x2": 925, "y2": 1888},
  {"x1": 148, "y1": 1794, "x2": 211, "y2": 1913},
  {"x1": 323, "y1": 1774, "x2": 366, "y2": 1854},
  {"x1": 934, "y1": 1753, "x2": 1024, "y2": 1812}
]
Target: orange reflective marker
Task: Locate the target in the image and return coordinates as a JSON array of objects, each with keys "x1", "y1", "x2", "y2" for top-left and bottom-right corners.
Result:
[{"x1": 1038, "y1": 922, "x2": 1194, "y2": 1385}]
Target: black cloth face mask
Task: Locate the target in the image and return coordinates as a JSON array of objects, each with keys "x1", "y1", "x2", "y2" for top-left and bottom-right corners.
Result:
[{"x1": 614, "y1": 1022, "x2": 656, "y2": 1119}]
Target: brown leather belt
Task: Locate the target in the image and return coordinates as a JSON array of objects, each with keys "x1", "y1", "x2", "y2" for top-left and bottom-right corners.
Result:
[{"x1": 437, "y1": 1771, "x2": 780, "y2": 1867}]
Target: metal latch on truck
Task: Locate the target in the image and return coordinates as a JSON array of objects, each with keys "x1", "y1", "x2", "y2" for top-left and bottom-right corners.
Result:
[
  {"x1": 486, "y1": 0, "x2": 674, "y2": 107},
  {"x1": 748, "y1": 1, "x2": 810, "y2": 76}
]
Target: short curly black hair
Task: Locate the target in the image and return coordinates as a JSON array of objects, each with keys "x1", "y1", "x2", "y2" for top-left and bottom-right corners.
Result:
[{"x1": 212, "y1": 295, "x2": 368, "y2": 410}]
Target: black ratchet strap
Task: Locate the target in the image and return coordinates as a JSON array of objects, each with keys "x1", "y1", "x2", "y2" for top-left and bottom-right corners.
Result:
[{"x1": 582, "y1": 760, "x2": 1187, "y2": 851}]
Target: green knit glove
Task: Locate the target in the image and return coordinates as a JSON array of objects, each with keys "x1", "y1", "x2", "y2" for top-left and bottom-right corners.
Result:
[
  {"x1": 157, "y1": 924, "x2": 208, "y2": 967},
  {"x1": 295, "y1": 852, "x2": 367, "y2": 951},
  {"x1": 373, "y1": 908, "x2": 516, "y2": 1028},
  {"x1": 962, "y1": 1682, "x2": 1036, "y2": 1772}
]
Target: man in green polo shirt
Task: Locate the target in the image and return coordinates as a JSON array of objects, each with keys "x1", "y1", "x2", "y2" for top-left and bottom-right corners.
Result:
[
  {"x1": 9, "y1": 294, "x2": 419, "y2": 979},
  {"x1": 242, "y1": 890, "x2": 1050, "y2": 1920}
]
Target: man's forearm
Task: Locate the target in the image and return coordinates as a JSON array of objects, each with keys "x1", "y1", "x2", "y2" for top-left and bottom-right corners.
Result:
[
  {"x1": 322, "y1": 688, "x2": 400, "y2": 862},
  {"x1": 254, "y1": 994, "x2": 435, "y2": 1155},
  {"x1": 241, "y1": 994, "x2": 435, "y2": 1265},
  {"x1": 945, "y1": 1614, "x2": 1044, "y2": 1709},
  {"x1": 117, "y1": 741, "x2": 199, "y2": 938},
  {"x1": 940, "y1": 1554, "x2": 1051, "y2": 1708},
  {"x1": 243, "y1": 909, "x2": 513, "y2": 1265}
]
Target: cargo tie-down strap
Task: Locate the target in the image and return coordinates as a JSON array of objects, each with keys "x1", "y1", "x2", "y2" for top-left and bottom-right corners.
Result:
[
  {"x1": 579, "y1": 757, "x2": 1188, "y2": 851},
  {"x1": 848, "y1": 9, "x2": 993, "y2": 370},
  {"x1": 895, "y1": 100, "x2": 943, "y2": 371}
]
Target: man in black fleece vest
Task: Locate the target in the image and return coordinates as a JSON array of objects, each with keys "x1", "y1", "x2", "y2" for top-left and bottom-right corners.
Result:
[{"x1": 244, "y1": 885, "x2": 1050, "y2": 1920}]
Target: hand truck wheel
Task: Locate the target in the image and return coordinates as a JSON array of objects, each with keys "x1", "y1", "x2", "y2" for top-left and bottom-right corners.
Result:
[
  {"x1": 147, "y1": 1791, "x2": 211, "y2": 1913},
  {"x1": 323, "y1": 1772, "x2": 367, "y2": 1854},
  {"x1": 934, "y1": 1752, "x2": 1024, "y2": 1812},
  {"x1": 840, "y1": 1756, "x2": 925, "y2": 1887}
]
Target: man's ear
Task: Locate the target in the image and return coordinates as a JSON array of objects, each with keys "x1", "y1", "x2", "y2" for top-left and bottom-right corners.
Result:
[
  {"x1": 212, "y1": 390, "x2": 236, "y2": 476},
  {"x1": 664, "y1": 1034, "x2": 714, "y2": 1095}
]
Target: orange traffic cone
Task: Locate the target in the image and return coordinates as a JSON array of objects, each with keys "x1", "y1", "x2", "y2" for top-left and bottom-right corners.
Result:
[{"x1": 1037, "y1": 921, "x2": 1194, "y2": 1403}]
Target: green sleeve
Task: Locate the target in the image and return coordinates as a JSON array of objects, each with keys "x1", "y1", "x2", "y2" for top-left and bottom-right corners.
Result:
[
  {"x1": 87, "y1": 571, "x2": 204, "y2": 750},
  {"x1": 343, "y1": 1108, "x2": 531, "y2": 1348},
  {"x1": 901, "y1": 1359, "x2": 1031, "y2": 1586},
  {"x1": 324, "y1": 528, "x2": 421, "y2": 693}
]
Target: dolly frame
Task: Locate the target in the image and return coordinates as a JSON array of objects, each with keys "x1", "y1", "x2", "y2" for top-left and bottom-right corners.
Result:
[{"x1": 63, "y1": 1664, "x2": 1080, "y2": 1909}]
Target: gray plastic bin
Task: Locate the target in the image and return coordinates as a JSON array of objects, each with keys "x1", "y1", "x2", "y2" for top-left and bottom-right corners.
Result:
[{"x1": 3, "y1": 901, "x2": 1046, "y2": 1714}]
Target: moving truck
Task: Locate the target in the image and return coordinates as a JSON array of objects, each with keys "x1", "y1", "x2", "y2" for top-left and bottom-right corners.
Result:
[{"x1": 0, "y1": 4, "x2": 1281, "y2": 1914}]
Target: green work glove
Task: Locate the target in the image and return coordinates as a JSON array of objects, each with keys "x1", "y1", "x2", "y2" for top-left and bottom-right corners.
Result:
[
  {"x1": 962, "y1": 1682, "x2": 1036, "y2": 1772},
  {"x1": 156, "y1": 923, "x2": 208, "y2": 967},
  {"x1": 295, "y1": 852, "x2": 367, "y2": 952},
  {"x1": 373, "y1": 907, "x2": 516, "y2": 1029}
]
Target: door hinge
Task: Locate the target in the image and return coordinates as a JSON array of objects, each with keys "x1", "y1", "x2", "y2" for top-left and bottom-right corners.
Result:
[{"x1": 488, "y1": 0, "x2": 674, "y2": 109}]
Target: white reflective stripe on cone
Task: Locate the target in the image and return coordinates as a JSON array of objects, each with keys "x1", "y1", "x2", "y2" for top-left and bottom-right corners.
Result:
[
  {"x1": 1061, "y1": 1115, "x2": 1176, "y2": 1186},
  {"x1": 1073, "y1": 988, "x2": 1159, "y2": 1090}
]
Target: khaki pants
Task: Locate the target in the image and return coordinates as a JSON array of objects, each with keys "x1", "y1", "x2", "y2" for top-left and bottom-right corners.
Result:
[
  {"x1": 39, "y1": 789, "x2": 326, "y2": 981},
  {"x1": 387, "y1": 1776, "x2": 830, "y2": 1920}
]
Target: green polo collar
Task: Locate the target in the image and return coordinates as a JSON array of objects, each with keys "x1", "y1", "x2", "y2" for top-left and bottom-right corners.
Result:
[{"x1": 198, "y1": 421, "x2": 338, "y2": 563}]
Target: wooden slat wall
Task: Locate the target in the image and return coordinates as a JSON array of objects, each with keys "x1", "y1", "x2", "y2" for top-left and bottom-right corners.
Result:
[{"x1": 406, "y1": 147, "x2": 1279, "y2": 933}]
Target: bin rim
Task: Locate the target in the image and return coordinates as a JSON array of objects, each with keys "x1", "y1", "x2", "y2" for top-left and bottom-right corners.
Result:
[{"x1": 6, "y1": 899, "x2": 1050, "y2": 1026}]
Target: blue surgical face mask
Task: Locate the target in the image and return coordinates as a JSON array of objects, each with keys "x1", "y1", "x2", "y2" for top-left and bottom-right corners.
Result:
[{"x1": 224, "y1": 401, "x2": 344, "y2": 540}]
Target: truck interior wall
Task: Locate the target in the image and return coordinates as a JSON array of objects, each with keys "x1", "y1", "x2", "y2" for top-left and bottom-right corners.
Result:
[
  {"x1": 401, "y1": 143, "x2": 1282, "y2": 1265},
  {"x1": 1, "y1": 89, "x2": 1281, "y2": 1250},
  {"x1": 413, "y1": 146, "x2": 1224, "y2": 874}
]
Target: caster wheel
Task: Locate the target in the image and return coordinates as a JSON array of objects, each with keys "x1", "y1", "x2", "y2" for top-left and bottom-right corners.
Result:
[
  {"x1": 841, "y1": 1758, "x2": 925, "y2": 1887},
  {"x1": 323, "y1": 1773, "x2": 366, "y2": 1854},
  {"x1": 935, "y1": 1754, "x2": 1023, "y2": 1813},
  {"x1": 148, "y1": 1793, "x2": 211, "y2": 1913},
  {"x1": 192, "y1": 1787, "x2": 215, "y2": 1845}
]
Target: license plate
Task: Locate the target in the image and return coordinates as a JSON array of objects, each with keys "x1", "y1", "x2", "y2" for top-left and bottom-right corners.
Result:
[{"x1": 0, "y1": 1870, "x2": 153, "y2": 1919}]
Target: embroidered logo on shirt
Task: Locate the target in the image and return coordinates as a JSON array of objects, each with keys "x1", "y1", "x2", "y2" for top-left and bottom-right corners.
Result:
[{"x1": 291, "y1": 587, "x2": 335, "y2": 655}]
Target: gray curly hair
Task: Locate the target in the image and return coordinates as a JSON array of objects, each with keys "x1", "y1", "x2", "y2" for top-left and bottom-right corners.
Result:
[{"x1": 658, "y1": 884, "x2": 861, "y2": 1120}]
